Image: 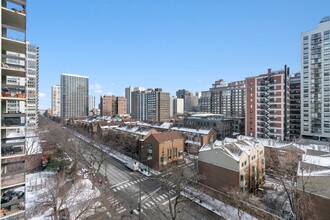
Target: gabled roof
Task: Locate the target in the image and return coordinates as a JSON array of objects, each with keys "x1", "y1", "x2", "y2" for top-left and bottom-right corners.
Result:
[
  {"x1": 200, "y1": 138, "x2": 262, "y2": 162},
  {"x1": 150, "y1": 131, "x2": 183, "y2": 144}
]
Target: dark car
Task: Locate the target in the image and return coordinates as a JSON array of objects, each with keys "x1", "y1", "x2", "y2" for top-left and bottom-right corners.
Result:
[{"x1": 16, "y1": 191, "x2": 24, "y2": 199}]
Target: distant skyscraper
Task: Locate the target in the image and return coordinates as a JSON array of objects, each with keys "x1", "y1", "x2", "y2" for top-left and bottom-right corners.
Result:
[
  {"x1": 88, "y1": 96, "x2": 95, "y2": 116},
  {"x1": 125, "y1": 86, "x2": 134, "y2": 114},
  {"x1": 51, "y1": 85, "x2": 61, "y2": 117},
  {"x1": 131, "y1": 88, "x2": 170, "y2": 122},
  {"x1": 199, "y1": 91, "x2": 211, "y2": 113},
  {"x1": 184, "y1": 93, "x2": 199, "y2": 112},
  {"x1": 210, "y1": 79, "x2": 245, "y2": 117},
  {"x1": 301, "y1": 16, "x2": 330, "y2": 139},
  {"x1": 176, "y1": 89, "x2": 191, "y2": 99},
  {"x1": 100, "y1": 95, "x2": 126, "y2": 116},
  {"x1": 173, "y1": 97, "x2": 184, "y2": 116},
  {"x1": 60, "y1": 74, "x2": 89, "y2": 119},
  {"x1": 26, "y1": 43, "x2": 39, "y2": 131}
]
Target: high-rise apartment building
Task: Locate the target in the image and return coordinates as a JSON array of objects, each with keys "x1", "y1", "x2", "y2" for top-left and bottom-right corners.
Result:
[
  {"x1": 129, "y1": 87, "x2": 145, "y2": 118},
  {"x1": 176, "y1": 89, "x2": 191, "y2": 99},
  {"x1": 199, "y1": 91, "x2": 211, "y2": 113},
  {"x1": 26, "y1": 43, "x2": 39, "y2": 131},
  {"x1": 173, "y1": 97, "x2": 184, "y2": 116},
  {"x1": 1, "y1": 1, "x2": 27, "y2": 218},
  {"x1": 245, "y1": 66, "x2": 290, "y2": 141},
  {"x1": 301, "y1": 16, "x2": 330, "y2": 140},
  {"x1": 88, "y1": 95, "x2": 95, "y2": 116},
  {"x1": 147, "y1": 89, "x2": 170, "y2": 122},
  {"x1": 290, "y1": 73, "x2": 301, "y2": 139},
  {"x1": 61, "y1": 74, "x2": 89, "y2": 119},
  {"x1": 125, "y1": 86, "x2": 134, "y2": 114},
  {"x1": 51, "y1": 85, "x2": 61, "y2": 117},
  {"x1": 210, "y1": 79, "x2": 245, "y2": 117},
  {"x1": 131, "y1": 88, "x2": 170, "y2": 122},
  {"x1": 100, "y1": 95, "x2": 126, "y2": 116},
  {"x1": 184, "y1": 93, "x2": 199, "y2": 112}
]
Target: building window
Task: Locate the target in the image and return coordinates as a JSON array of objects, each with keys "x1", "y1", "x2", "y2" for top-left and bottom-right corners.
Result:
[
  {"x1": 240, "y1": 175, "x2": 244, "y2": 182},
  {"x1": 147, "y1": 144, "x2": 152, "y2": 160},
  {"x1": 173, "y1": 148, "x2": 177, "y2": 158},
  {"x1": 168, "y1": 149, "x2": 172, "y2": 160},
  {"x1": 252, "y1": 166, "x2": 256, "y2": 173}
]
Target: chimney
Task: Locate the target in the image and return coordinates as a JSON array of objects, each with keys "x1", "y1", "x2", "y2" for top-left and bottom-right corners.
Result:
[{"x1": 268, "y1": 68, "x2": 272, "y2": 75}]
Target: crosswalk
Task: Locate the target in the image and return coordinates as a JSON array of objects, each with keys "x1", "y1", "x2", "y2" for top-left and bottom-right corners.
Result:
[
  {"x1": 159, "y1": 179, "x2": 177, "y2": 188},
  {"x1": 133, "y1": 189, "x2": 177, "y2": 214},
  {"x1": 112, "y1": 177, "x2": 149, "y2": 192},
  {"x1": 107, "y1": 196, "x2": 126, "y2": 214}
]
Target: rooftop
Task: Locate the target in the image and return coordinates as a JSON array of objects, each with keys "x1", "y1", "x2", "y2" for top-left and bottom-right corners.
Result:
[{"x1": 150, "y1": 131, "x2": 183, "y2": 143}]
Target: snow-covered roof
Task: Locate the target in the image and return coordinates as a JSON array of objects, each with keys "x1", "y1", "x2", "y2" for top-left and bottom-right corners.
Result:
[
  {"x1": 185, "y1": 139, "x2": 201, "y2": 146},
  {"x1": 190, "y1": 113, "x2": 224, "y2": 118},
  {"x1": 303, "y1": 154, "x2": 330, "y2": 168},
  {"x1": 171, "y1": 127, "x2": 210, "y2": 135},
  {"x1": 115, "y1": 126, "x2": 152, "y2": 136},
  {"x1": 200, "y1": 138, "x2": 262, "y2": 162},
  {"x1": 137, "y1": 122, "x2": 172, "y2": 130}
]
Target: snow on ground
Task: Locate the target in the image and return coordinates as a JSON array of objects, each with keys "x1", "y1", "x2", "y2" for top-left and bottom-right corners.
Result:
[
  {"x1": 26, "y1": 172, "x2": 102, "y2": 220},
  {"x1": 74, "y1": 132, "x2": 264, "y2": 219}
]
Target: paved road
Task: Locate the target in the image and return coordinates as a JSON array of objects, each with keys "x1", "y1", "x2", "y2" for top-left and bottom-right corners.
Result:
[{"x1": 73, "y1": 132, "x2": 222, "y2": 220}]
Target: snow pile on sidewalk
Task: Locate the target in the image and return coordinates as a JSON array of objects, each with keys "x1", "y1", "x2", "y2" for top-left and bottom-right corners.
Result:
[{"x1": 181, "y1": 187, "x2": 258, "y2": 220}]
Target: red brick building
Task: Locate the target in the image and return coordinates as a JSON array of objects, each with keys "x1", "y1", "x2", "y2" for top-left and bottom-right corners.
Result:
[
  {"x1": 140, "y1": 131, "x2": 184, "y2": 170},
  {"x1": 245, "y1": 66, "x2": 290, "y2": 141}
]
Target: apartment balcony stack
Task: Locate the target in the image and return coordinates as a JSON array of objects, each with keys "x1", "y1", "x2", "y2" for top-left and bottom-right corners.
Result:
[{"x1": 1, "y1": 0, "x2": 27, "y2": 219}]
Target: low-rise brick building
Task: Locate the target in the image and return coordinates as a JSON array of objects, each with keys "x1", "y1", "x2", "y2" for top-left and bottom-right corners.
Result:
[
  {"x1": 140, "y1": 131, "x2": 184, "y2": 170},
  {"x1": 198, "y1": 136, "x2": 265, "y2": 193}
]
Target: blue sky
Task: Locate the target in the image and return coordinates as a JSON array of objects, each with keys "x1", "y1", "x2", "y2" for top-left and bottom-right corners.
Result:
[{"x1": 27, "y1": 0, "x2": 330, "y2": 109}]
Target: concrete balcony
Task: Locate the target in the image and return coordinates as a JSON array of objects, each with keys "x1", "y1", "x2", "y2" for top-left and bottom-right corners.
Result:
[
  {"x1": 1, "y1": 173, "x2": 24, "y2": 189},
  {"x1": 1, "y1": 6, "x2": 26, "y2": 32},
  {"x1": 1, "y1": 114, "x2": 25, "y2": 129},
  {"x1": 1, "y1": 37, "x2": 26, "y2": 55}
]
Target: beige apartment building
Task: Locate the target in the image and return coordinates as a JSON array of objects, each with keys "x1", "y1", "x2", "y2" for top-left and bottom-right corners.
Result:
[
  {"x1": 131, "y1": 88, "x2": 170, "y2": 122},
  {"x1": 1, "y1": 0, "x2": 27, "y2": 219},
  {"x1": 100, "y1": 95, "x2": 127, "y2": 116}
]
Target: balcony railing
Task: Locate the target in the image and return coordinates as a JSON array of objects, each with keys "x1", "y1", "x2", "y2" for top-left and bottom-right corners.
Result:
[
  {"x1": 1, "y1": 142, "x2": 24, "y2": 157},
  {"x1": 1, "y1": 115, "x2": 25, "y2": 128}
]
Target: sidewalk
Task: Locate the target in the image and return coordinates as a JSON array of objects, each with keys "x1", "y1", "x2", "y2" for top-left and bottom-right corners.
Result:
[{"x1": 182, "y1": 187, "x2": 258, "y2": 220}]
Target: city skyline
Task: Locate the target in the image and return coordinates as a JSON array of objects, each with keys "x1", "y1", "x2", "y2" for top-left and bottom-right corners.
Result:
[{"x1": 27, "y1": 0, "x2": 330, "y2": 109}]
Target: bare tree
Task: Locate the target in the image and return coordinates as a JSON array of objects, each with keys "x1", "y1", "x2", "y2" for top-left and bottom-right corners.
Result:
[
  {"x1": 28, "y1": 170, "x2": 104, "y2": 220},
  {"x1": 145, "y1": 163, "x2": 202, "y2": 220},
  {"x1": 268, "y1": 148, "x2": 315, "y2": 219}
]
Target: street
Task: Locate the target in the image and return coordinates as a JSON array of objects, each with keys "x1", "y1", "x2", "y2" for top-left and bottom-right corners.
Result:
[{"x1": 74, "y1": 133, "x2": 222, "y2": 220}]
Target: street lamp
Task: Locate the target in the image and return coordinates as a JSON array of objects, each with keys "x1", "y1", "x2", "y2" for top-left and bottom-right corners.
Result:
[{"x1": 138, "y1": 143, "x2": 153, "y2": 219}]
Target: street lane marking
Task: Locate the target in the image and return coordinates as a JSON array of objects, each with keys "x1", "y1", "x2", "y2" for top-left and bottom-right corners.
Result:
[
  {"x1": 162, "y1": 196, "x2": 177, "y2": 205},
  {"x1": 146, "y1": 202, "x2": 151, "y2": 207},
  {"x1": 113, "y1": 189, "x2": 117, "y2": 192},
  {"x1": 118, "y1": 208, "x2": 126, "y2": 214},
  {"x1": 110, "y1": 180, "x2": 129, "y2": 189},
  {"x1": 159, "y1": 195, "x2": 165, "y2": 200}
]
